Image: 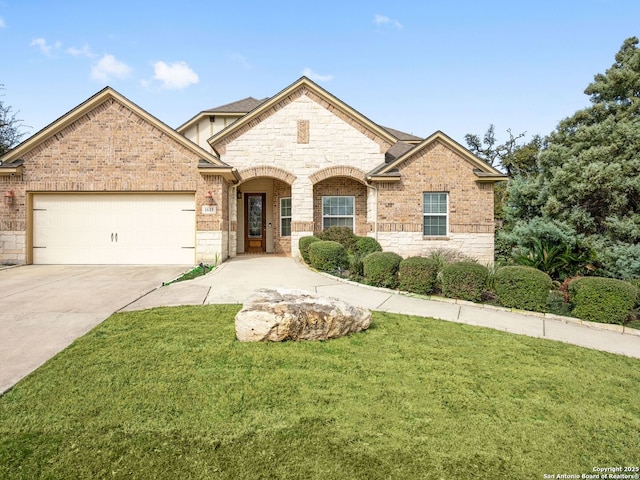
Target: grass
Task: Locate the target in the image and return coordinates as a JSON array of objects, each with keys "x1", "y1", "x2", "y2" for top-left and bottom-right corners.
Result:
[
  {"x1": 1, "y1": 305, "x2": 639, "y2": 479},
  {"x1": 164, "y1": 264, "x2": 210, "y2": 285}
]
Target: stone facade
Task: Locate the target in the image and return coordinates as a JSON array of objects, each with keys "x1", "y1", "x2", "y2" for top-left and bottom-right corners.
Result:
[
  {"x1": 219, "y1": 93, "x2": 388, "y2": 257},
  {"x1": 376, "y1": 232, "x2": 494, "y2": 265},
  {"x1": 0, "y1": 231, "x2": 25, "y2": 264}
]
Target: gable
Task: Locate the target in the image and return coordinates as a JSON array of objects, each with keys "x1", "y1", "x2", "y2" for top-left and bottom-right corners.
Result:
[
  {"x1": 368, "y1": 131, "x2": 507, "y2": 183},
  {"x1": 175, "y1": 97, "x2": 268, "y2": 136},
  {"x1": 208, "y1": 77, "x2": 396, "y2": 156},
  {"x1": 218, "y1": 93, "x2": 391, "y2": 175},
  {"x1": 1, "y1": 87, "x2": 239, "y2": 184},
  {"x1": 1, "y1": 87, "x2": 226, "y2": 168}
]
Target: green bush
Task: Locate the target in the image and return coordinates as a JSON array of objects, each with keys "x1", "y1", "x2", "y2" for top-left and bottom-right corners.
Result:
[
  {"x1": 425, "y1": 249, "x2": 475, "y2": 293},
  {"x1": 494, "y1": 266, "x2": 553, "y2": 312},
  {"x1": 353, "y1": 236, "x2": 382, "y2": 256},
  {"x1": 308, "y1": 240, "x2": 348, "y2": 272},
  {"x1": 440, "y1": 261, "x2": 489, "y2": 302},
  {"x1": 398, "y1": 257, "x2": 439, "y2": 295},
  {"x1": 512, "y1": 238, "x2": 597, "y2": 281},
  {"x1": 348, "y1": 253, "x2": 365, "y2": 278},
  {"x1": 299, "y1": 236, "x2": 320, "y2": 264},
  {"x1": 626, "y1": 277, "x2": 640, "y2": 290},
  {"x1": 347, "y1": 237, "x2": 383, "y2": 278},
  {"x1": 568, "y1": 277, "x2": 638, "y2": 325},
  {"x1": 317, "y1": 227, "x2": 357, "y2": 251},
  {"x1": 363, "y1": 252, "x2": 402, "y2": 288}
]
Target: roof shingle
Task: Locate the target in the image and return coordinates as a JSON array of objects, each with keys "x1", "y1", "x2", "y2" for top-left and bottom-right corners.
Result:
[
  {"x1": 381, "y1": 126, "x2": 422, "y2": 143},
  {"x1": 208, "y1": 97, "x2": 268, "y2": 113}
]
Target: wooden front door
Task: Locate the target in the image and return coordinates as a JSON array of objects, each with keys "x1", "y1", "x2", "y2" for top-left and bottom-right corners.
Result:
[{"x1": 244, "y1": 193, "x2": 266, "y2": 253}]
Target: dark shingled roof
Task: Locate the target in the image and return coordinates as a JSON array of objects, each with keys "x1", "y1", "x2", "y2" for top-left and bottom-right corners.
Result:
[
  {"x1": 385, "y1": 142, "x2": 416, "y2": 163},
  {"x1": 381, "y1": 126, "x2": 422, "y2": 143},
  {"x1": 366, "y1": 141, "x2": 417, "y2": 177},
  {"x1": 208, "y1": 97, "x2": 269, "y2": 113}
]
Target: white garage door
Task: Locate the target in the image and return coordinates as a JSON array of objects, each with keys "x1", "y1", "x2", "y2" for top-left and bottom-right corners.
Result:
[{"x1": 32, "y1": 193, "x2": 195, "y2": 265}]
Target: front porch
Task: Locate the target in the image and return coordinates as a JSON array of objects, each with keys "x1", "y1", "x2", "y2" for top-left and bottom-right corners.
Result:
[{"x1": 228, "y1": 172, "x2": 374, "y2": 257}]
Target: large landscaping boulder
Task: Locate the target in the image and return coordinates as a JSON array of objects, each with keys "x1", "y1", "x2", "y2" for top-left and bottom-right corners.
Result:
[{"x1": 235, "y1": 288, "x2": 371, "y2": 342}]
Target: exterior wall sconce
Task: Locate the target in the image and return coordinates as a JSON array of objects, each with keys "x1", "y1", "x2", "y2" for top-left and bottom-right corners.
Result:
[
  {"x1": 237, "y1": 190, "x2": 242, "y2": 200},
  {"x1": 4, "y1": 190, "x2": 14, "y2": 205},
  {"x1": 204, "y1": 191, "x2": 215, "y2": 205}
]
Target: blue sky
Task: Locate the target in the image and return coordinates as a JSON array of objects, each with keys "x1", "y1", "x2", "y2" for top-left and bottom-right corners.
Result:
[{"x1": 1, "y1": 0, "x2": 639, "y2": 146}]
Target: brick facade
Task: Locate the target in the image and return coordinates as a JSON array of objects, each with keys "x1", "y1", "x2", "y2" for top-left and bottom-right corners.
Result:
[
  {"x1": 0, "y1": 97, "x2": 227, "y2": 264},
  {"x1": 0, "y1": 78, "x2": 502, "y2": 265},
  {"x1": 272, "y1": 179, "x2": 292, "y2": 254},
  {"x1": 313, "y1": 178, "x2": 369, "y2": 236},
  {"x1": 377, "y1": 141, "x2": 495, "y2": 233},
  {"x1": 373, "y1": 141, "x2": 496, "y2": 263}
]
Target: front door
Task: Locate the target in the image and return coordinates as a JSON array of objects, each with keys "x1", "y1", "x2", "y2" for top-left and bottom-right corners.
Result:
[{"x1": 244, "y1": 193, "x2": 266, "y2": 253}]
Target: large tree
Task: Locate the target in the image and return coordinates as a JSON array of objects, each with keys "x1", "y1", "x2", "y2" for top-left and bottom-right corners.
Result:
[
  {"x1": 464, "y1": 125, "x2": 542, "y2": 177},
  {"x1": 465, "y1": 125, "x2": 542, "y2": 221},
  {"x1": 0, "y1": 85, "x2": 26, "y2": 156},
  {"x1": 504, "y1": 36, "x2": 640, "y2": 278}
]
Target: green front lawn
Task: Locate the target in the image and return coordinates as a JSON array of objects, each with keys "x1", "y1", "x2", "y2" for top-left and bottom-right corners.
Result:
[{"x1": 1, "y1": 305, "x2": 638, "y2": 479}]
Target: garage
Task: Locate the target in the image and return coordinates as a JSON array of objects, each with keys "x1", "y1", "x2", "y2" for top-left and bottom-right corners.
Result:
[{"x1": 32, "y1": 193, "x2": 195, "y2": 265}]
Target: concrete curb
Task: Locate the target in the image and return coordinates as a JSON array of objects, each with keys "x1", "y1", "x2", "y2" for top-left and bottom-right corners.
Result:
[{"x1": 306, "y1": 259, "x2": 640, "y2": 338}]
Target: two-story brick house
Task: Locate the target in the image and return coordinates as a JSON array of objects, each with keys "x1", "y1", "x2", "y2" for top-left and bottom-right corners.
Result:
[{"x1": 0, "y1": 76, "x2": 505, "y2": 265}]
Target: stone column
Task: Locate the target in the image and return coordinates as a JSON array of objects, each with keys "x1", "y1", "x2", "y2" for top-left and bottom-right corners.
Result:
[
  {"x1": 290, "y1": 178, "x2": 314, "y2": 257},
  {"x1": 367, "y1": 185, "x2": 377, "y2": 238},
  {"x1": 228, "y1": 185, "x2": 238, "y2": 257}
]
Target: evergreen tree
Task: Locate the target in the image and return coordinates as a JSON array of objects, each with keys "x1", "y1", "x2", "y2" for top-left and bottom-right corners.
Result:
[{"x1": 504, "y1": 37, "x2": 640, "y2": 278}]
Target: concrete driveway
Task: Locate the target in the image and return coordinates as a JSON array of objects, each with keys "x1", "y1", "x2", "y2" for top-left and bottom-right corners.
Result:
[{"x1": 0, "y1": 265, "x2": 188, "y2": 394}]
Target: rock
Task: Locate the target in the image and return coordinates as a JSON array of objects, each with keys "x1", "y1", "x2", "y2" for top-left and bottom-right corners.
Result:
[{"x1": 235, "y1": 288, "x2": 372, "y2": 342}]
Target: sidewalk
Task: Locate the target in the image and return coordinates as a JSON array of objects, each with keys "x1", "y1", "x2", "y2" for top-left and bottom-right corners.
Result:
[{"x1": 124, "y1": 256, "x2": 640, "y2": 359}]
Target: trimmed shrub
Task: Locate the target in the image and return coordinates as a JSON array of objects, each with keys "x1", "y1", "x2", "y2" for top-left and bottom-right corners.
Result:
[
  {"x1": 398, "y1": 257, "x2": 439, "y2": 295},
  {"x1": 347, "y1": 237, "x2": 383, "y2": 278},
  {"x1": 494, "y1": 266, "x2": 553, "y2": 312},
  {"x1": 425, "y1": 249, "x2": 476, "y2": 293},
  {"x1": 308, "y1": 240, "x2": 348, "y2": 272},
  {"x1": 317, "y1": 227, "x2": 357, "y2": 251},
  {"x1": 363, "y1": 251, "x2": 402, "y2": 288},
  {"x1": 568, "y1": 277, "x2": 638, "y2": 325},
  {"x1": 299, "y1": 236, "x2": 320, "y2": 264},
  {"x1": 353, "y1": 236, "x2": 382, "y2": 256},
  {"x1": 440, "y1": 261, "x2": 489, "y2": 302}
]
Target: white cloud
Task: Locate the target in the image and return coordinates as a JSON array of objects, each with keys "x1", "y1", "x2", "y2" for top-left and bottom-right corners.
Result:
[
  {"x1": 301, "y1": 68, "x2": 334, "y2": 82},
  {"x1": 230, "y1": 53, "x2": 251, "y2": 70},
  {"x1": 67, "y1": 44, "x2": 96, "y2": 58},
  {"x1": 91, "y1": 54, "x2": 132, "y2": 82},
  {"x1": 152, "y1": 61, "x2": 199, "y2": 89},
  {"x1": 374, "y1": 14, "x2": 403, "y2": 29},
  {"x1": 30, "y1": 37, "x2": 62, "y2": 56}
]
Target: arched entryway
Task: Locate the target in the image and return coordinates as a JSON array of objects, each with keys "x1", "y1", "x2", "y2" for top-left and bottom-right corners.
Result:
[{"x1": 232, "y1": 166, "x2": 295, "y2": 255}]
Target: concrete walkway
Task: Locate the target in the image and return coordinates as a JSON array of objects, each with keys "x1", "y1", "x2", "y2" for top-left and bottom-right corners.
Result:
[{"x1": 126, "y1": 256, "x2": 640, "y2": 360}]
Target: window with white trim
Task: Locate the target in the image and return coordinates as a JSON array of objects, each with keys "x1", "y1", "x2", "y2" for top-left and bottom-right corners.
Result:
[
  {"x1": 423, "y1": 192, "x2": 448, "y2": 236},
  {"x1": 322, "y1": 196, "x2": 354, "y2": 231},
  {"x1": 280, "y1": 197, "x2": 292, "y2": 237}
]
